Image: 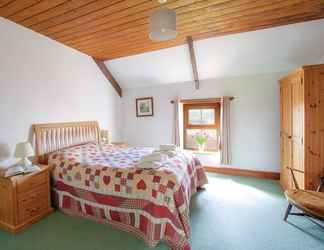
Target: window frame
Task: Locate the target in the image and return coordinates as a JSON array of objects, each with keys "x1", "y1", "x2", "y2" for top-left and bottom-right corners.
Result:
[{"x1": 183, "y1": 102, "x2": 221, "y2": 150}]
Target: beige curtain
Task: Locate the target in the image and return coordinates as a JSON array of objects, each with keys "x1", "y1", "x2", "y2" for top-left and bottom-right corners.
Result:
[
  {"x1": 173, "y1": 98, "x2": 182, "y2": 147},
  {"x1": 220, "y1": 96, "x2": 231, "y2": 165}
]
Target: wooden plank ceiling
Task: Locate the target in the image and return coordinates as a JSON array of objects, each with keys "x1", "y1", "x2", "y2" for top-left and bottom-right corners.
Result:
[{"x1": 1, "y1": 0, "x2": 324, "y2": 60}]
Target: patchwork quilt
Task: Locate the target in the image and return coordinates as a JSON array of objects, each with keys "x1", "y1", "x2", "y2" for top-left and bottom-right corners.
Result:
[{"x1": 48, "y1": 142, "x2": 208, "y2": 250}]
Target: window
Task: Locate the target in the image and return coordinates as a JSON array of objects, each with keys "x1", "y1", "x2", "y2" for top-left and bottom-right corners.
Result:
[
  {"x1": 188, "y1": 109, "x2": 215, "y2": 125},
  {"x1": 183, "y1": 102, "x2": 220, "y2": 152}
]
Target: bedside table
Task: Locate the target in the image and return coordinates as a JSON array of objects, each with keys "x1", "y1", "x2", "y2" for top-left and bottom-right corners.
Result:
[
  {"x1": 0, "y1": 165, "x2": 53, "y2": 234},
  {"x1": 111, "y1": 142, "x2": 128, "y2": 148}
]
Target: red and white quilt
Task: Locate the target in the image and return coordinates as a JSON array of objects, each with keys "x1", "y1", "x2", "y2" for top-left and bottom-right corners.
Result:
[{"x1": 48, "y1": 142, "x2": 208, "y2": 250}]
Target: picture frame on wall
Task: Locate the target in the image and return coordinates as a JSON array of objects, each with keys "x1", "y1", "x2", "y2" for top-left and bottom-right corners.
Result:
[{"x1": 136, "y1": 97, "x2": 154, "y2": 117}]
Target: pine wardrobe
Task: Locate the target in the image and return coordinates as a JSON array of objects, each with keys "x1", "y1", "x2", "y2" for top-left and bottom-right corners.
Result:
[{"x1": 280, "y1": 64, "x2": 324, "y2": 190}]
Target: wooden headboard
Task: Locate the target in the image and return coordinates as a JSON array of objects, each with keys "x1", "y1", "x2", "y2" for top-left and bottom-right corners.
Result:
[{"x1": 33, "y1": 121, "x2": 100, "y2": 157}]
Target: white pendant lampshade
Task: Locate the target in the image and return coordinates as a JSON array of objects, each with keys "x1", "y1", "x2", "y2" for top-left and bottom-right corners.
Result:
[{"x1": 149, "y1": 7, "x2": 177, "y2": 41}]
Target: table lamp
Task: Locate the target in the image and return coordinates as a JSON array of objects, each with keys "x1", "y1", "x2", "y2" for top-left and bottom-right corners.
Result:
[
  {"x1": 100, "y1": 130, "x2": 110, "y2": 143},
  {"x1": 14, "y1": 142, "x2": 34, "y2": 168}
]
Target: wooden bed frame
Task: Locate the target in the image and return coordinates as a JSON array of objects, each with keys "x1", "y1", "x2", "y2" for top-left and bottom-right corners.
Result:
[
  {"x1": 31, "y1": 121, "x2": 207, "y2": 250},
  {"x1": 33, "y1": 121, "x2": 100, "y2": 157}
]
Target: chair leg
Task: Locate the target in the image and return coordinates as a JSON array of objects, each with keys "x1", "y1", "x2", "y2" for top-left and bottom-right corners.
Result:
[{"x1": 284, "y1": 203, "x2": 293, "y2": 221}]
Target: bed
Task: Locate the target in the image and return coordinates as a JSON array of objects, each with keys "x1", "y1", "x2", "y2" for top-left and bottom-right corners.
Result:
[{"x1": 33, "y1": 121, "x2": 208, "y2": 250}]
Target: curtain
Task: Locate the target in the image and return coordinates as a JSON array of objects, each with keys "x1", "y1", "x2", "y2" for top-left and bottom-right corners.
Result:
[
  {"x1": 220, "y1": 96, "x2": 231, "y2": 165},
  {"x1": 173, "y1": 98, "x2": 182, "y2": 147}
]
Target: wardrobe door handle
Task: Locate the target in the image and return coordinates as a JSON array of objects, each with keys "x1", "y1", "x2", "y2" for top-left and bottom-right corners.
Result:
[{"x1": 288, "y1": 136, "x2": 292, "y2": 139}]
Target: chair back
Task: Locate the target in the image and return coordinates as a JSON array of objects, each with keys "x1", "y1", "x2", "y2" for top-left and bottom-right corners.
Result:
[
  {"x1": 287, "y1": 166, "x2": 324, "y2": 191},
  {"x1": 287, "y1": 167, "x2": 300, "y2": 190}
]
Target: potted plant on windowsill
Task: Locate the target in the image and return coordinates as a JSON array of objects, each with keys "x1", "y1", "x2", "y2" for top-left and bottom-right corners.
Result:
[{"x1": 194, "y1": 130, "x2": 210, "y2": 152}]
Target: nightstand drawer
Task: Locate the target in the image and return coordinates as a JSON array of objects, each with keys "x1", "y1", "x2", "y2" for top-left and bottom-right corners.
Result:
[
  {"x1": 18, "y1": 199, "x2": 49, "y2": 224},
  {"x1": 17, "y1": 172, "x2": 47, "y2": 193},
  {"x1": 18, "y1": 185, "x2": 49, "y2": 206}
]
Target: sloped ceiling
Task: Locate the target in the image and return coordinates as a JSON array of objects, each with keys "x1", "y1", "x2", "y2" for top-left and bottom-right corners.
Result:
[
  {"x1": 105, "y1": 19, "x2": 324, "y2": 89},
  {"x1": 2, "y1": 0, "x2": 324, "y2": 60}
]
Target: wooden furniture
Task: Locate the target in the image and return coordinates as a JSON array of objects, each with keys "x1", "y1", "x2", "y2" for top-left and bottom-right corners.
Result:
[
  {"x1": 284, "y1": 167, "x2": 324, "y2": 224},
  {"x1": 33, "y1": 121, "x2": 100, "y2": 157},
  {"x1": 0, "y1": 165, "x2": 53, "y2": 234},
  {"x1": 280, "y1": 64, "x2": 324, "y2": 190},
  {"x1": 31, "y1": 121, "x2": 207, "y2": 250}
]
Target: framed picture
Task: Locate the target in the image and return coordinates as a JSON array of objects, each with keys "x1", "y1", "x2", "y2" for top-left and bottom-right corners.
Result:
[{"x1": 136, "y1": 97, "x2": 154, "y2": 117}]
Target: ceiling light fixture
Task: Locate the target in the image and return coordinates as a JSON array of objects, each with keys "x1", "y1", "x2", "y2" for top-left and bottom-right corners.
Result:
[{"x1": 149, "y1": 0, "x2": 177, "y2": 41}]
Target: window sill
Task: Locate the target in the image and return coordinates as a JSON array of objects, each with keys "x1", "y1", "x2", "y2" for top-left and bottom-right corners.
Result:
[
  {"x1": 184, "y1": 149, "x2": 220, "y2": 166},
  {"x1": 184, "y1": 149, "x2": 217, "y2": 155}
]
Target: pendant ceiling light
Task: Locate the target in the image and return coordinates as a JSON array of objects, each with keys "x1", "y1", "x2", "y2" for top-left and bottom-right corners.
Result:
[{"x1": 149, "y1": 0, "x2": 177, "y2": 41}]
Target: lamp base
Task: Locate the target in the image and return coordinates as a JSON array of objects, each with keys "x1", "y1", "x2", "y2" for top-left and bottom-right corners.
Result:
[{"x1": 17, "y1": 158, "x2": 32, "y2": 170}]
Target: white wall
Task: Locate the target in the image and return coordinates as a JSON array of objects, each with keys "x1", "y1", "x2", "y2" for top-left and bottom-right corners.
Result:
[
  {"x1": 0, "y1": 17, "x2": 122, "y2": 168},
  {"x1": 107, "y1": 19, "x2": 324, "y2": 89},
  {"x1": 121, "y1": 73, "x2": 285, "y2": 172}
]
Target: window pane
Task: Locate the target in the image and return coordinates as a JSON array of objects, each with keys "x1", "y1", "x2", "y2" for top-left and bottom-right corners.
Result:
[
  {"x1": 188, "y1": 109, "x2": 215, "y2": 125},
  {"x1": 188, "y1": 110, "x2": 201, "y2": 124}
]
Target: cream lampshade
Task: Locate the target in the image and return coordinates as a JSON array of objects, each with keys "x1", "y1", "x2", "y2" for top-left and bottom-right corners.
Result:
[
  {"x1": 100, "y1": 130, "x2": 110, "y2": 143},
  {"x1": 14, "y1": 142, "x2": 34, "y2": 167},
  {"x1": 149, "y1": 6, "x2": 177, "y2": 41}
]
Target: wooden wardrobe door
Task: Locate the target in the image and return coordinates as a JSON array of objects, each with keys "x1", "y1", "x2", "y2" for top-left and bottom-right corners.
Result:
[
  {"x1": 305, "y1": 67, "x2": 324, "y2": 189},
  {"x1": 291, "y1": 75, "x2": 305, "y2": 189},
  {"x1": 280, "y1": 81, "x2": 293, "y2": 190},
  {"x1": 320, "y1": 71, "x2": 324, "y2": 183},
  {"x1": 320, "y1": 72, "x2": 324, "y2": 187}
]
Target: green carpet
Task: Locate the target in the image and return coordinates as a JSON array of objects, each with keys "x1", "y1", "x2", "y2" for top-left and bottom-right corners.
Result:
[{"x1": 1, "y1": 173, "x2": 324, "y2": 250}]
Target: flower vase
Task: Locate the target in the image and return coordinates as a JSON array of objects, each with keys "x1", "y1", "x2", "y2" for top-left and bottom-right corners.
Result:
[{"x1": 198, "y1": 144, "x2": 205, "y2": 152}]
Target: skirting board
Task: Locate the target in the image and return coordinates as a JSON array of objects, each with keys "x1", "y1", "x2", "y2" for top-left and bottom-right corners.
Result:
[{"x1": 204, "y1": 166, "x2": 280, "y2": 180}]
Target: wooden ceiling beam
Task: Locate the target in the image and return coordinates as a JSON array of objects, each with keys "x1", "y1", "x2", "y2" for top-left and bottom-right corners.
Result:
[
  {"x1": 92, "y1": 58, "x2": 122, "y2": 97},
  {"x1": 73, "y1": 0, "x2": 309, "y2": 52},
  {"x1": 186, "y1": 36, "x2": 200, "y2": 90}
]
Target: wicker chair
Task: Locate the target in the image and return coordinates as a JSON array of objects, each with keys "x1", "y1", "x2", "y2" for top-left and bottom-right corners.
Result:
[{"x1": 284, "y1": 167, "x2": 324, "y2": 224}]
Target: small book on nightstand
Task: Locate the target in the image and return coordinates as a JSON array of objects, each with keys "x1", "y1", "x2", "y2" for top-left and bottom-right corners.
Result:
[{"x1": 3, "y1": 165, "x2": 40, "y2": 178}]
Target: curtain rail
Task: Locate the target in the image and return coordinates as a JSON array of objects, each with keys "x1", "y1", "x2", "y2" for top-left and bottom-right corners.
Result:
[{"x1": 170, "y1": 97, "x2": 234, "y2": 104}]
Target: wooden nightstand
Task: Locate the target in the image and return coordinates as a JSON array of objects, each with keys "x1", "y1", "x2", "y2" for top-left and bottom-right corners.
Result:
[
  {"x1": 0, "y1": 165, "x2": 53, "y2": 234},
  {"x1": 111, "y1": 142, "x2": 128, "y2": 148}
]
